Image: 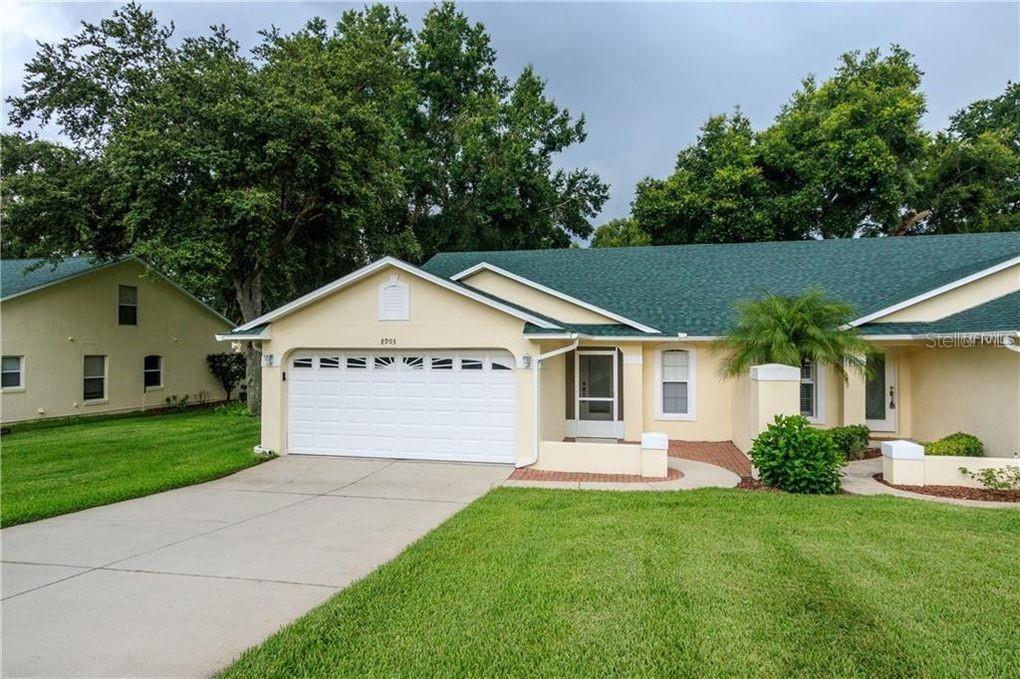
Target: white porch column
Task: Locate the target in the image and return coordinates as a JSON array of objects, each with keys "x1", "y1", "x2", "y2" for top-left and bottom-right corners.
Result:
[{"x1": 733, "y1": 363, "x2": 801, "y2": 453}]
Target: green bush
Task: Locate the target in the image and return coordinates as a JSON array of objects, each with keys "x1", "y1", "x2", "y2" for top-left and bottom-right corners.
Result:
[
  {"x1": 924, "y1": 432, "x2": 984, "y2": 457},
  {"x1": 959, "y1": 466, "x2": 1020, "y2": 490},
  {"x1": 750, "y1": 414, "x2": 844, "y2": 494},
  {"x1": 829, "y1": 424, "x2": 870, "y2": 460}
]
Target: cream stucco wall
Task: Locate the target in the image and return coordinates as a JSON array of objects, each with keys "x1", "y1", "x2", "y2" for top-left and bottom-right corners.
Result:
[
  {"x1": 539, "y1": 352, "x2": 566, "y2": 442},
  {"x1": 641, "y1": 342, "x2": 735, "y2": 440},
  {"x1": 905, "y1": 345, "x2": 1019, "y2": 457},
  {"x1": 460, "y1": 268, "x2": 616, "y2": 324},
  {"x1": 1, "y1": 260, "x2": 230, "y2": 422},
  {"x1": 877, "y1": 263, "x2": 1019, "y2": 323},
  {"x1": 258, "y1": 265, "x2": 542, "y2": 459}
]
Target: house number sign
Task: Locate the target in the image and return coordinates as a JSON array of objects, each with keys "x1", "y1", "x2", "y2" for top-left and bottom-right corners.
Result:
[{"x1": 380, "y1": 337, "x2": 397, "y2": 346}]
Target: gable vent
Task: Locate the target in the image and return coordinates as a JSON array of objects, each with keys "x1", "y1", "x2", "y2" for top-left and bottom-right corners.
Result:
[{"x1": 378, "y1": 275, "x2": 409, "y2": 321}]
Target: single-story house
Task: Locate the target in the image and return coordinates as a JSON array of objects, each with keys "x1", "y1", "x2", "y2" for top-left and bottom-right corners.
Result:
[
  {"x1": 1, "y1": 256, "x2": 233, "y2": 422},
  {"x1": 221, "y1": 232, "x2": 1019, "y2": 473}
]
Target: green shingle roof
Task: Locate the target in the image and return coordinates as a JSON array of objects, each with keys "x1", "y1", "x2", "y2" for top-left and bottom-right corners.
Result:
[
  {"x1": 1, "y1": 257, "x2": 114, "y2": 300},
  {"x1": 423, "y1": 233, "x2": 1020, "y2": 336},
  {"x1": 859, "y1": 291, "x2": 1019, "y2": 336}
]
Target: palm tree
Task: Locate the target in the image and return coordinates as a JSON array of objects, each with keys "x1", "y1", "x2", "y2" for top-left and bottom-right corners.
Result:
[{"x1": 713, "y1": 288, "x2": 873, "y2": 381}]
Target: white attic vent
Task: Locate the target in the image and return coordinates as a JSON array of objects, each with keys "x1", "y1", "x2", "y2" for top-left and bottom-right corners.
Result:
[{"x1": 378, "y1": 275, "x2": 409, "y2": 321}]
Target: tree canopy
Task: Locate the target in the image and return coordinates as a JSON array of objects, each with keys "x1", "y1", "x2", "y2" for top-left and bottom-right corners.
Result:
[
  {"x1": 633, "y1": 47, "x2": 1018, "y2": 243},
  {"x1": 590, "y1": 217, "x2": 651, "y2": 248},
  {"x1": 3, "y1": 1, "x2": 607, "y2": 319},
  {"x1": 4, "y1": 1, "x2": 607, "y2": 410}
]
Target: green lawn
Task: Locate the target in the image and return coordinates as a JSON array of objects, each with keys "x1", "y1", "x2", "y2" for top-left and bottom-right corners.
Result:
[
  {"x1": 1, "y1": 407, "x2": 263, "y2": 526},
  {"x1": 224, "y1": 488, "x2": 1020, "y2": 678}
]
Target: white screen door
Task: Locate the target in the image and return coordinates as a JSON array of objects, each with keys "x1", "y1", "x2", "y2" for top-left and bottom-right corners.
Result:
[{"x1": 573, "y1": 349, "x2": 622, "y2": 438}]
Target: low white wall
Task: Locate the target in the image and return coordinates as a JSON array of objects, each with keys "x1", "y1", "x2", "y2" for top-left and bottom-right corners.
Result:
[
  {"x1": 882, "y1": 440, "x2": 1020, "y2": 488},
  {"x1": 535, "y1": 440, "x2": 642, "y2": 475}
]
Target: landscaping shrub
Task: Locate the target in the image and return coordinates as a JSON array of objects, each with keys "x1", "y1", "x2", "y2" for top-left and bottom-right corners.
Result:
[
  {"x1": 925, "y1": 432, "x2": 984, "y2": 457},
  {"x1": 959, "y1": 466, "x2": 1020, "y2": 490},
  {"x1": 829, "y1": 424, "x2": 870, "y2": 460},
  {"x1": 750, "y1": 414, "x2": 844, "y2": 494}
]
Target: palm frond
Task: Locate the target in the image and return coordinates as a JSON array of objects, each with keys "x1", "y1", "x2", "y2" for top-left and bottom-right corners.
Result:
[{"x1": 712, "y1": 288, "x2": 874, "y2": 382}]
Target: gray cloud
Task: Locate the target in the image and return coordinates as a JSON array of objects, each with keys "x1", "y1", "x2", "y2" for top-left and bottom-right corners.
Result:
[{"x1": 3, "y1": 2, "x2": 1017, "y2": 221}]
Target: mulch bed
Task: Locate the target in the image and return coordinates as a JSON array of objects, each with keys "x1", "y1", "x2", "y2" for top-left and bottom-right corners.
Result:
[
  {"x1": 509, "y1": 467, "x2": 683, "y2": 483},
  {"x1": 859, "y1": 447, "x2": 882, "y2": 460},
  {"x1": 873, "y1": 473, "x2": 1020, "y2": 503}
]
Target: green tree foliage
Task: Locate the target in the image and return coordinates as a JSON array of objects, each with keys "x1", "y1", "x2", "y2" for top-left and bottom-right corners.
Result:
[
  {"x1": 590, "y1": 217, "x2": 651, "y2": 248},
  {"x1": 0, "y1": 135, "x2": 113, "y2": 258},
  {"x1": 634, "y1": 47, "x2": 1017, "y2": 242},
  {"x1": 761, "y1": 47, "x2": 927, "y2": 238},
  {"x1": 4, "y1": 2, "x2": 606, "y2": 410},
  {"x1": 632, "y1": 111, "x2": 794, "y2": 244},
  {"x1": 403, "y1": 3, "x2": 607, "y2": 257},
  {"x1": 207, "y1": 353, "x2": 246, "y2": 401},
  {"x1": 712, "y1": 288, "x2": 872, "y2": 382},
  {"x1": 907, "y1": 82, "x2": 1020, "y2": 234}
]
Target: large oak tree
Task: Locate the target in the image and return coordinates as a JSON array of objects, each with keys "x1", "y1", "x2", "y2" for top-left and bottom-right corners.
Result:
[{"x1": 4, "y1": 2, "x2": 607, "y2": 411}]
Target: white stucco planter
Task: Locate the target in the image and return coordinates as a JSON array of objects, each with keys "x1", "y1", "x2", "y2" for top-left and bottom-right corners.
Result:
[{"x1": 882, "y1": 439, "x2": 1019, "y2": 488}]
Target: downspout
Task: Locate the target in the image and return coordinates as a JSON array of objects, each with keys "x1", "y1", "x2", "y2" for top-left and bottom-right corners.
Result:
[{"x1": 519, "y1": 337, "x2": 579, "y2": 469}]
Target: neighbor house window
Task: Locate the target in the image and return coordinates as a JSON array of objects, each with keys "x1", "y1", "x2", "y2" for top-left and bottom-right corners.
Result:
[
  {"x1": 660, "y1": 349, "x2": 691, "y2": 415},
  {"x1": 144, "y1": 355, "x2": 163, "y2": 389},
  {"x1": 118, "y1": 285, "x2": 138, "y2": 325},
  {"x1": 83, "y1": 355, "x2": 106, "y2": 401},
  {"x1": 800, "y1": 359, "x2": 822, "y2": 421},
  {"x1": 2, "y1": 356, "x2": 23, "y2": 389}
]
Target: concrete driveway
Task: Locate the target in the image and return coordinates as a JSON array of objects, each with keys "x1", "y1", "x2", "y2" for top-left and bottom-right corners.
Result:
[{"x1": 1, "y1": 455, "x2": 511, "y2": 677}]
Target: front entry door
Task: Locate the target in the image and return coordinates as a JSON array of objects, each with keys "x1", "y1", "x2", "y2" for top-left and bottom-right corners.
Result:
[
  {"x1": 574, "y1": 349, "x2": 621, "y2": 438},
  {"x1": 865, "y1": 352, "x2": 898, "y2": 432}
]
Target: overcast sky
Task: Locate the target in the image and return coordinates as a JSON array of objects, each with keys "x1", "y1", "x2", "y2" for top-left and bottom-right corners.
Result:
[{"x1": 4, "y1": 2, "x2": 1018, "y2": 222}]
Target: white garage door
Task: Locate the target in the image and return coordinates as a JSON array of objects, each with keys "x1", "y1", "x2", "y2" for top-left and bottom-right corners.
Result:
[{"x1": 287, "y1": 350, "x2": 517, "y2": 463}]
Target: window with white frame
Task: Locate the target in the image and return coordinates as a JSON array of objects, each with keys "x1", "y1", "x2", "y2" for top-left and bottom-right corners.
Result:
[
  {"x1": 2, "y1": 356, "x2": 23, "y2": 389},
  {"x1": 83, "y1": 355, "x2": 106, "y2": 401},
  {"x1": 660, "y1": 349, "x2": 691, "y2": 416},
  {"x1": 800, "y1": 359, "x2": 818, "y2": 419},
  {"x1": 144, "y1": 355, "x2": 163, "y2": 389}
]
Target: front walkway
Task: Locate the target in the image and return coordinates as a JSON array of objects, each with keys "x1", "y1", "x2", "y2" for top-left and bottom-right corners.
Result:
[
  {"x1": 669, "y1": 440, "x2": 752, "y2": 478},
  {"x1": 842, "y1": 458, "x2": 1018, "y2": 509},
  {"x1": 0, "y1": 455, "x2": 511, "y2": 677}
]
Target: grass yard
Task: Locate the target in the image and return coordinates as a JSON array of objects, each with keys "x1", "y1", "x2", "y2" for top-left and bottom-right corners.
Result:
[
  {"x1": 224, "y1": 488, "x2": 1020, "y2": 678},
  {"x1": 1, "y1": 407, "x2": 262, "y2": 526}
]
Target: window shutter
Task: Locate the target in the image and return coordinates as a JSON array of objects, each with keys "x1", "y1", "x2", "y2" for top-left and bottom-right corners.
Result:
[{"x1": 378, "y1": 276, "x2": 409, "y2": 320}]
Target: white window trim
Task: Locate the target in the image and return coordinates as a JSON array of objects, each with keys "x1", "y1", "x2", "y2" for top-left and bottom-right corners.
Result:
[
  {"x1": 2, "y1": 355, "x2": 25, "y2": 393},
  {"x1": 800, "y1": 359, "x2": 826, "y2": 425},
  {"x1": 654, "y1": 344, "x2": 696, "y2": 421},
  {"x1": 144, "y1": 355, "x2": 164, "y2": 391},
  {"x1": 378, "y1": 275, "x2": 410, "y2": 321},
  {"x1": 83, "y1": 354, "x2": 108, "y2": 404}
]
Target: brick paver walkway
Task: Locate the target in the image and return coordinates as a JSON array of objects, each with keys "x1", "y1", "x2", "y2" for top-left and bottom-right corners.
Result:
[
  {"x1": 668, "y1": 440, "x2": 752, "y2": 478},
  {"x1": 509, "y1": 467, "x2": 683, "y2": 483}
]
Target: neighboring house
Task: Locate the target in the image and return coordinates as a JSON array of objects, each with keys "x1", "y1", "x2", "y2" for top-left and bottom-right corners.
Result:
[
  {"x1": 221, "y1": 232, "x2": 1020, "y2": 472},
  {"x1": 1, "y1": 257, "x2": 233, "y2": 423}
]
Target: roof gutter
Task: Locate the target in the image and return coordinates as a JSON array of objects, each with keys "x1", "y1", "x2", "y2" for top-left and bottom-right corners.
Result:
[{"x1": 520, "y1": 338, "x2": 579, "y2": 469}]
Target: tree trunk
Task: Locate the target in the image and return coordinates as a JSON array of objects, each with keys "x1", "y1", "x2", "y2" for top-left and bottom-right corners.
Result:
[
  {"x1": 234, "y1": 272, "x2": 264, "y2": 415},
  {"x1": 243, "y1": 344, "x2": 261, "y2": 414}
]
